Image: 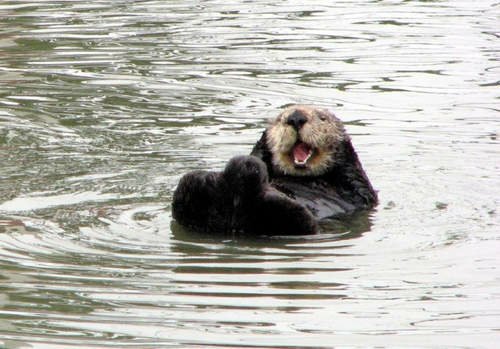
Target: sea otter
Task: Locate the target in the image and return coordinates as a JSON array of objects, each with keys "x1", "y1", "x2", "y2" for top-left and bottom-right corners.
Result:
[
  {"x1": 251, "y1": 105, "x2": 377, "y2": 220},
  {"x1": 172, "y1": 105, "x2": 377, "y2": 236}
]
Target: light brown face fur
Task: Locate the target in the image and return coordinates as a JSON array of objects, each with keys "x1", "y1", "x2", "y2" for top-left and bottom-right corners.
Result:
[{"x1": 266, "y1": 105, "x2": 345, "y2": 176}]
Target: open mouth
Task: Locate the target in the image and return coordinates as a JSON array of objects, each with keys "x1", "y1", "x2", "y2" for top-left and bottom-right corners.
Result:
[{"x1": 291, "y1": 141, "x2": 314, "y2": 168}]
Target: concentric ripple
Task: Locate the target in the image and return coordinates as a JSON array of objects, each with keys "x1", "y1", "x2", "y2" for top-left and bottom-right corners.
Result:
[{"x1": 0, "y1": 0, "x2": 499, "y2": 348}]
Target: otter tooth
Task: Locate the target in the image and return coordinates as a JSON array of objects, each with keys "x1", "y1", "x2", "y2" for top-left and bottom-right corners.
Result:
[{"x1": 293, "y1": 149, "x2": 313, "y2": 166}]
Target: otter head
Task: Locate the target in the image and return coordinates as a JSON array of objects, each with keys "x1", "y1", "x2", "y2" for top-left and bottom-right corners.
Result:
[{"x1": 266, "y1": 105, "x2": 345, "y2": 176}]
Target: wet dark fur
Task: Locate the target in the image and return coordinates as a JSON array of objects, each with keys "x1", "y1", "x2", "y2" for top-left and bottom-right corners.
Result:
[
  {"x1": 172, "y1": 156, "x2": 317, "y2": 236},
  {"x1": 173, "y1": 106, "x2": 377, "y2": 236},
  {"x1": 250, "y1": 131, "x2": 378, "y2": 220}
]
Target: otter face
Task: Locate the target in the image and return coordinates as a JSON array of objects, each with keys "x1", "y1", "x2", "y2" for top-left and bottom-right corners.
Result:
[{"x1": 266, "y1": 105, "x2": 345, "y2": 176}]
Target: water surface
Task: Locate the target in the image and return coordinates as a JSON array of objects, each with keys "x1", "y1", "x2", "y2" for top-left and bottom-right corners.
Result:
[{"x1": 0, "y1": 1, "x2": 499, "y2": 348}]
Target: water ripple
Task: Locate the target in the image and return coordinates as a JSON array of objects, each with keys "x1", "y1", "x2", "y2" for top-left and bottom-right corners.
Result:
[{"x1": 0, "y1": 0, "x2": 499, "y2": 348}]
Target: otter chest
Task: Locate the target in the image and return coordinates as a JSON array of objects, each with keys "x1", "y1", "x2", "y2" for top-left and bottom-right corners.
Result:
[{"x1": 271, "y1": 178, "x2": 356, "y2": 220}]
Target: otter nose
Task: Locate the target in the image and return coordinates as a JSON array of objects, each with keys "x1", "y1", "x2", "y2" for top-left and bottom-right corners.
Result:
[{"x1": 286, "y1": 111, "x2": 307, "y2": 130}]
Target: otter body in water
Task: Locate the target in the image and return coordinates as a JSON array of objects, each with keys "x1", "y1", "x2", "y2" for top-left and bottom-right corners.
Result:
[
  {"x1": 172, "y1": 105, "x2": 377, "y2": 235},
  {"x1": 250, "y1": 105, "x2": 377, "y2": 220}
]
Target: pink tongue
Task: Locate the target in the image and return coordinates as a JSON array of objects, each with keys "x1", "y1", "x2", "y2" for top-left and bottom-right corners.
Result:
[{"x1": 292, "y1": 142, "x2": 311, "y2": 162}]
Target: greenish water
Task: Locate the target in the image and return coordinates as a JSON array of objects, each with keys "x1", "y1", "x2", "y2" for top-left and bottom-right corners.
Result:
[{"x1": 0, "y1": 1, "x2": 499, "y2": 348}]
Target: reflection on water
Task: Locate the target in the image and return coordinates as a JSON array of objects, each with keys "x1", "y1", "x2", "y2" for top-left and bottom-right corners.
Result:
[{"x1": 0, "y1": 0, "x2": 499, "y2": 348}]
